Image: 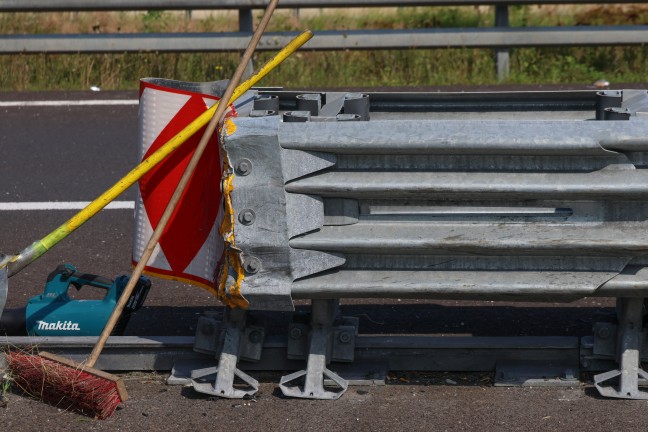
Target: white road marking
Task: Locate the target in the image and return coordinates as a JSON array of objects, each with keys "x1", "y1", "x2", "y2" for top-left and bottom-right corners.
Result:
[
  {"x1": 0, "y1": 100, "x2": 138, "y2": 107},
  {"x1": 0, "y1": 201, "x2": 135, "y2": 211}
]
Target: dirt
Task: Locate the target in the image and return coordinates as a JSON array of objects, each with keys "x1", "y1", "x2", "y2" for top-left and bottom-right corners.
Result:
[{"x1": 4, "y1": 370, "x2": 648, "y2": 432}]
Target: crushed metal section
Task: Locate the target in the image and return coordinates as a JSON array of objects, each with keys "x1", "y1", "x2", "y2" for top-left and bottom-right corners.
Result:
[
  {"x1": 222, "y1": 117, "x2": 294, "y2": 311},
  {"x1": 216, "y1": 118, "x2": 248, "y2": 309},
  {"x1": 222, "y1": 114, "x2": 349, "y2": 311}
]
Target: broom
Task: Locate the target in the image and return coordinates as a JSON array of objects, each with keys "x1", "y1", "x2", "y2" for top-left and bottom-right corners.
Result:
[{"x1": 6, "y1": 7, "x2": 309, "y2": 419}]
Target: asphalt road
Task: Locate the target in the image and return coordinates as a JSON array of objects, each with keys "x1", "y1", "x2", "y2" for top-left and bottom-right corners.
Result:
[{"x1": 1, "y1": 89, "x2": 647, "y2": 431}]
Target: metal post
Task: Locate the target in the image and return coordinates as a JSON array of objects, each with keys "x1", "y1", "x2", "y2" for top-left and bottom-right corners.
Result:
[
  {"x1": 191, "y1": 308, "x2": 259, "y2": 398},
  {"x1": 594, "y1": 298, "x2": 648, "y2": 399},
  {"x1": 279, "y1": 299, "x2": 349, "y2": 399},
  {"x1": 495, "y1": 4, "x2": 510, "y2": 82},
  {"x1": 239, "y1": 8, "x2": 254, "y2": 78}
]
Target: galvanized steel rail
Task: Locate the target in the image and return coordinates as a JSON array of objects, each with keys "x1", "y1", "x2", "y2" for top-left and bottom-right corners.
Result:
[
  {"x1": 2, "y1": 0, "x2": 648, "y2": 80},
  {"x1": 7, "y1": 27, "x2": 648, "y2": 54},
  {"x1": 193, "y1": 88, "x2": 648, "y2": 400},
  {"x1": 0, "y1": 334, "x2": 583, "y2": 379},
  {"x1": 222, "y1": 89, "x2": 648, "y2": 307},
  {"x1": 0, "y1": 0, "x2": 642, "y2": 11}
]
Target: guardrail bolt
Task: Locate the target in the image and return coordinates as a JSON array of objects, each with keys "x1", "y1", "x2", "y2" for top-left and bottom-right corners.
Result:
[
  {"x1": 201, "y1": 322, "x2": 215, "y2": 335},
  {"x1": 244, "y1": 257, "x2": 261, "y2": 274},
  {"x1": 338, "y1": 331, "x2": 352, "y2": 344},
  {"x1": 290, "y1": 327, "x2": 303, "y2": 340},
  {"x1": 238, "y1": 209, "x2": 256, "y2": 225},
  {"x1": 236, "y1": 159, "x2": 252, "y2": 176},
  {"x1": 560, "y1": 369, "x2": 577, "y2": 381},
  {"x1": 597, "y1": 326, "x2": 611, "y2": 340},
  {"x1": 248, "y1": 330, "x2": 262, "y2": 344}
]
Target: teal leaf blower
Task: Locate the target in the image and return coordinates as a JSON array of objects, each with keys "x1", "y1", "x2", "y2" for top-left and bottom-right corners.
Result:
[{"x1": 22, "y1": 264, "x2": 150, "y2": 336}]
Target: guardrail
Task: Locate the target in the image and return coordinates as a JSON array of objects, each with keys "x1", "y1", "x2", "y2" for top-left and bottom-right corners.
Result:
[
  {"x1": 1, "y1": 0, "x2": 647, "y2": 80},
  {"x1": 0, "y1": 0, "x2": 641, "y2": 10},
  {"x1": 203, "y1": 88, "x2": 648, "y2": 400}
]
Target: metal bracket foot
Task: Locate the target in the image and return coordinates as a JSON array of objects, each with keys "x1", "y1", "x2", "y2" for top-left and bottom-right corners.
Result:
[
  {"x1": 191, "y1": 365, "x2": 259, "y2": 399},
  {"x1": 279, "y1": 365, "x2": 348, "y2": 400},
  {"x1": 279, "y1": 299, "x2": 349, "y2": 400},
  {"x1": 191, "y1": 308, "x2": 259, "y2": 399},
  {"x1": 594, "y1": 298, "x2": 648, "y2": 399},
  {"x1": 594, "y1": 368, "x2": 648, "y2": 400}
]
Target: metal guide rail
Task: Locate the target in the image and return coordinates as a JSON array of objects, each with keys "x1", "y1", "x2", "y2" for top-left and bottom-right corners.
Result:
[
  {"x1": 212, "y1": 88, "x2": 648, "y2": 400},
  {"x1": 1, "y1": 1, "x2": 643, "y2": 81},
  {"x1": 232, "y1": 88, "x2": 648, "y2": 307},
  {"x1": 7, "y1": 89, "x2": 648, "y2": 401}
]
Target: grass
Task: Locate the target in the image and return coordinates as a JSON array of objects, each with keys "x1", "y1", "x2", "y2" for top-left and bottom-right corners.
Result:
[
  {"x1": 1, "y1": 373, "x2": 10, "y2": 406},
  {"x1": 1, "y1": 5, "x2": 647, "y2": 91}
]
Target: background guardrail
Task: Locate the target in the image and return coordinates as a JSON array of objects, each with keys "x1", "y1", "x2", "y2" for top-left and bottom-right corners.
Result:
[{"x1": 2, "y1": 1, "x2": 646, "y2": 80}]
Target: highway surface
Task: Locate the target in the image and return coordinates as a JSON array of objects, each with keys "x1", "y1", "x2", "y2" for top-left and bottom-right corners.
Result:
[
  {"x1": 0, "y1": 90, "x2": 647, "y2": 431},
  {"x1": 1, "y1": 92, "x2": 140, "y2": 303}
]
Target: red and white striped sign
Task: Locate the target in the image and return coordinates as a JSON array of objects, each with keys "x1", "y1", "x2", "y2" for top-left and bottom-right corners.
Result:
[{"x1": 132, "y1": 79, "x2": 240, "y2": 293}]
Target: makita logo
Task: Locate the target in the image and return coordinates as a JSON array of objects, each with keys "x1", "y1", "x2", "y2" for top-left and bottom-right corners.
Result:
[{"x1": 36, "y1": 320, "x2": 81, "y2": 331}]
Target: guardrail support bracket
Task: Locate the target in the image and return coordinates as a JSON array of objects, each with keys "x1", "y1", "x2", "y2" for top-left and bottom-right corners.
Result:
[
  {"x1": 191, "y1": 308, "x2": 260, "y2": 399},
  {"x1": 279, "y1": 299, "x2": 349, "y2": 399},
  {"x1": 594, "y1": 297, "x2": 648, "y2": 400}
]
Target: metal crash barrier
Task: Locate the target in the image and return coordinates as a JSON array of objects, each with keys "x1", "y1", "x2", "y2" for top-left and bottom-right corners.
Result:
[{"x1": 185, "y1": 89, "x2": 648, "y2": 400}]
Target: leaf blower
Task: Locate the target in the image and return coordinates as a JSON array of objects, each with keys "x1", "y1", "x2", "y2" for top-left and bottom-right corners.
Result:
[{"x1": 0, "y1": 264, "x2": 150, "y2": 336}]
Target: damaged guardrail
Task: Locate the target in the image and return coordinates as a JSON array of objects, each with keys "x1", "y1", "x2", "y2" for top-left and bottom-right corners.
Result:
[
  {"x1": 189, "y1": 89, "x2": 648, "y2": 400},
  {"x1": 222, "y1": 90, "x2": 648, "y2": 308}
]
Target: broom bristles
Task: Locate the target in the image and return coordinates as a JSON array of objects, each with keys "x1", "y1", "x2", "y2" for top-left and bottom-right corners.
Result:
[{"x1": 6, "y1": 350, "x2": 126, "y2": 419}]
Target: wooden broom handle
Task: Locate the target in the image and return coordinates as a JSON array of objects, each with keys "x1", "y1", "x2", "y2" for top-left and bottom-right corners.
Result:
[{"x1": 86, "y1": 0, "x2": 280, "y2": 368}]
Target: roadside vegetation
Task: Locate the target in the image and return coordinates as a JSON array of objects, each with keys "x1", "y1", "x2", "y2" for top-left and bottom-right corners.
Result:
[{"x1": 0, "y1": 4, "x2": 647, "y2": 90}]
